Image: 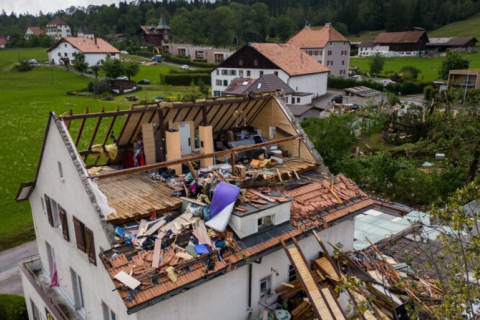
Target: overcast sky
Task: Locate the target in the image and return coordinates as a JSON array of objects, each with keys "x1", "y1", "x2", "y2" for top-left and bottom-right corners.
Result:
[{"x1": 1, "y1": 0, "x2": 123, "y2": 15}]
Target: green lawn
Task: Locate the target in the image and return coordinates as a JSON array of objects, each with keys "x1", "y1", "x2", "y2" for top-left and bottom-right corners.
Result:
[
  {"x1": 350, "y1": 51, "x2": 480, "y2": 81},
  {"x1": 347, "y1": 30, "x2": 384, "y2": 42},
  {"x1": 429, "y1": 12, "x2": 480, "y2": 40}
]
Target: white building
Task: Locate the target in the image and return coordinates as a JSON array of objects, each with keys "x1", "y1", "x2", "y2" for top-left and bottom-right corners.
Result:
[
  {"x1": 45, "y1": 18, "x2": 72, "y2": 40},
  {"x1": 17, "y1": 94, "x2": 373, "y2": 320},
  {"x1": 287, "y1": 23, "x2": 351, "y2": 77},
  {"x1": 358, "y1": 31, "x2": 429, "y2": 57},
  {"x1": 25, "y1": 27, "x2": 45, "y2": 40},
  {"x1": 47, "y1": 37, "x2": 120, "y2": 66},
  {"x1": 211, "y1": 43, "x2": 329, "y2": 98},
  {"x1": 77, "y1": 27, "x2": 95, "y2": 39}
]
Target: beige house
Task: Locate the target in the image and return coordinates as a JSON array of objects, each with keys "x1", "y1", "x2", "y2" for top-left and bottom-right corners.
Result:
[
  {"x1": 448, "y1": 69, "x2": 480, "y2": 90},
  {"x1": 163, "y1": 43, "x2": 232, "y2": 64},
  {"x1": 287, "y1": 23, "x2": 350, "y2": 77}
]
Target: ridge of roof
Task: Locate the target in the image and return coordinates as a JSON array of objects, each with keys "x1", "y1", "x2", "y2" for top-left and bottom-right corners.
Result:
[
  {"x1": 287, "y1": 25, "x2": 349, "y2": 48},
  {"x1": 374, "y1": 30, "x2": 427, "y2": 44},
  {"x1": 48, "y1": 37, "x2": 119, "y2": 54},
  {"x1": 249, "y1": 43, "x2": 330, "y2": 76}
]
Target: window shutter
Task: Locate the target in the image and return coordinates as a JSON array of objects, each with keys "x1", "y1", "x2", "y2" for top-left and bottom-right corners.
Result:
[
  {"x1": 59, "y1": 207, "x2": 69, "y2": 242},
  {"x1": 85, "y1": 227, "x2": 96, "y2": 265},
  {"x1": 44, "y1": 195, "x2": 54, "y2": 227},
  {"x1": 73, "y1": 217, "x2": 85, "y2": 252}
]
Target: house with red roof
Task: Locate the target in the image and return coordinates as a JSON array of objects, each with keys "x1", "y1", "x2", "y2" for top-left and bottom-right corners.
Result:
[
  {"x1": 25, "y1": 27, "x2": 45, "y2": 40},
  {"x1": 287, "y1": 23, "x2": 351, "y2": 77},
  {"x1": 47, "y1": 37, "x2": 119, "y2": 66},
  {"x1": 211, "y1": 43, "x2": 330, "y2": 98}
]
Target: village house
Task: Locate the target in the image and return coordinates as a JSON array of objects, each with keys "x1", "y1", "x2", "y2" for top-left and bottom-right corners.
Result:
[
  {"x1": 358, "y1": 30, "x2": 429, "y2": 57},
  {"x1": 287, "y1": 23, "x2": 351, "y2": 77},
  {"x1": 47, "y1": 37, "x2": 120, "y2": 66},
  {"x1": 427, "y1": 37, "x2": 478, "y2": 54},
  {"x1": 223, "y1": 74, "x2": 322, "y2": 121},
  {"x1": 211, "y1": 43, "x2": 330, "y2": 98},
  {"x1": 25, "y1": 27, "x2": 45, "y2": 39},
  {"x1": 162, "y1": 43, "x2": 232, "y2": 64},
  {"x1": 136, "y1": 15, "x2": 170, "y2": 47},
  {"x1": 17, "y1": 93, "x2": 374, "y2": 320},
  {"x1": 0, "y1": 36, "x2": 7, "y2": 49},
  {"x1": 76, "y1": 27, "x2": 95, "y2": 39},
  {"x1": 45, "y1": 17, "x2": 72, "y2": 40},
  {"x1": 447, "y1": 69, "x2": 480, "y2": 90}
]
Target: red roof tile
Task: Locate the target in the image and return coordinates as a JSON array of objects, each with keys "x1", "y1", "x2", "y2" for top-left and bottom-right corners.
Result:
[{"x1": 287, "y1": 25, "x2": 348, "y2": 48}]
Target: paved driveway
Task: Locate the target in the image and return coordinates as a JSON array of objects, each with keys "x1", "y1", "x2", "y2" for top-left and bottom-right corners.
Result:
[{"x1": 0, "y1": 240, "x2": 38, "y2": 295}]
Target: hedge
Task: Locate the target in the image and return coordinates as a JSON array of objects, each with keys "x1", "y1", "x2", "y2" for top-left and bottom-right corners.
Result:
[
  {"x1": 164, "y1": 74, "x2": 211, "y2": 86},
  {"x1": 328, "y1": 76, "x2": 432, "y2": 95},
  {"x1": 0, "y1": 294, "x2": 28, "y2": 320},
  {"x1": 169, "y1": 68, "x2": 213, "y2": 74}
]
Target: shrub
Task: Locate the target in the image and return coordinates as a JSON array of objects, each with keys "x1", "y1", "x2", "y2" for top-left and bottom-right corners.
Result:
[
  {"x1": 423, "y1": 85, "x2": 435, "y2": 101},
  {"x1": 164, "y1": 74, "x2": 211, "y2": 86},
  {"x1": 15, "y1": 60, "x2": 33, "y2": 72},
  {"x1": 0, "y1": 294, "x2": 28, "y2": 320},
  {"x1": 87, "y1": 79, "x2": 110, "y2": 94}
]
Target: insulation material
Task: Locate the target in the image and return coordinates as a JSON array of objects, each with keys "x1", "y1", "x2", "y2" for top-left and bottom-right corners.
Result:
[{"x1": 89, "y1": 180, "x2": 117, "y2": 220}]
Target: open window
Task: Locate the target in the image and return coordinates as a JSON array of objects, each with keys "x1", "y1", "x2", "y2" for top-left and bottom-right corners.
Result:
[
  {"x1": 260, "y1": 275, "x2": 271, "y2": 297},
  {"x1": 73, "y1": 216, "x2": 96, "y2": 265}
]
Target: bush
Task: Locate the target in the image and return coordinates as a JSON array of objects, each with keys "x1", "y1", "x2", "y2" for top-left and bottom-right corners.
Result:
[
  {"x1": 15, "y1": 60, "x2": 33, "y2": 72},
  {"x1": 423, "y1": 85, "x2": 435, "y2": 101},
  {"x1": 164, "y1": 74, "x2": 211, "y2": 86},
  {"x1": 87, "y1": 79, "x2": 110, "y2": 94},
  {"x1": 169, "y1": 68, "x2": 213, "y2": 74},
  {"x1": 0, "y1": 294, "x2": 28, "y2": 320}
]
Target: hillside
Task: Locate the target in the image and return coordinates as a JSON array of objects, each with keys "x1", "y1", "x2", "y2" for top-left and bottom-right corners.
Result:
[{"x1": 429, "y1": 12, "x2": 480, "y2": 41}]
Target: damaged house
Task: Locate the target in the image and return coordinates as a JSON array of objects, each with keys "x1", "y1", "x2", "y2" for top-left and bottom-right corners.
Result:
[{"x1": 16, "y1": 93, "x2": 374, "y2": 320}]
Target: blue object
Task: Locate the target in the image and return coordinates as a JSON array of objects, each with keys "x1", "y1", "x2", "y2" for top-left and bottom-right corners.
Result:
[
  {"x1": 203, "y1": 206, "x2": 211, "y2": 221},
  {"x1": 195, "y1": 244, "x2": 210, "y2": 255},
  {"x1": 214, "y1": 239, "x2": 226, "y2": 249},
  {"x1": 115, "y1": 226, "x2": 124, "y2": 238},
  {"x1": 209, "y1": 182, "x2": 241, "y2": 219}
]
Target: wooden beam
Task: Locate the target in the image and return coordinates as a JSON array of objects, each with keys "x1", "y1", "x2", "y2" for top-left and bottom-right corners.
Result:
[
  {"x1": 158, "y1": 109, "x2": 166, "y2": 162},
  {"x1": 74, "y1": 108, "x2": 89, "y2": 147},
  {"x1": 209, "y1": 103, "x2": 228, "y2": 131},
  {"x1": 247, "y1": 98, "x2": 269, "y2": 126},
  {"x1": 93, "y1": 135, "x2": 300, "y2": 179},
  {"x1": 202, "y1": 106, "x2": 208, "y2": 126},
  {"x1": 61, "y1": 106, "x2": 158, "y2": 120},
  {"x1": 127, "y1": 110, "x2": 146, "y2": 145},
  {"x1": 84, "y1": 107, "x2": 104, "y2": 163},
  {"x1": 95, "y1": 106, "x2": 119, "y2": 166},
  {"x1": 218, "y1": 102, "x2": 242, "y2": 132},
  {"x1": 116, "y1": 106, "x2": 133, "y2": 144}
]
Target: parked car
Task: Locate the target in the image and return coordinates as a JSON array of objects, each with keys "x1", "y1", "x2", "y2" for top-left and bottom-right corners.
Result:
[
  {"x1": 116, "y1": 76, "x2": 129, "y2": 80},
  {"x1": 137, "y1": 79, "x2": 151, "y2": 85},
  {"x1": 85, "y1": 68, "x2": 93, "y2": 74},
  {"x1": 29, "y1": 59, "x2": 38, "y2": 64},
  {"x1": 343, "y1": 103, "x2": 359, "y2": 110},
  {"x1": 181, "y1": 64, "x2": 189, "y2": 70},
  {"x1": 152, "y1": 55, "x2": 162, "y2": 62},
  {"x1": 154, "y1": 96, "x2": 164, "y2": 102},
  {"x1": 120, "y1": 50, "x2": 129, "y2": 54}
]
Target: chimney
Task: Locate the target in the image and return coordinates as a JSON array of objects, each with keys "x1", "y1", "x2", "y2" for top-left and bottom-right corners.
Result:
[{"x1": 94, "y1": 37, "x2": 97, "y2": 45}]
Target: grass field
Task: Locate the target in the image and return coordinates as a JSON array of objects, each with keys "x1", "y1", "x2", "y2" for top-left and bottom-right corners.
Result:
[
  {"x1": 0, "y1": 48, "x2": 195, "y2": 251},
  {"x1": 347, "y1": 30, "x2": 384, "y2": 42},
  {"x1": 350, "y1": 51, "x2": 480, "y2": 81},
  {"x1": 429, "y1": 12, "x2": 480, "y2": 40}
]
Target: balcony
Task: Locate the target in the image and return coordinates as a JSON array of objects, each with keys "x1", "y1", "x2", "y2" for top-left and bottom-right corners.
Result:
[{"x1": 20, "y1": 256, "x2": 83, "y2": 320}]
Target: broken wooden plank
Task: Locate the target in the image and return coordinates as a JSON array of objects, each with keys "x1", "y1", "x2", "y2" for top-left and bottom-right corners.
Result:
[
  {"x1": 152, "y1": 239, "x2": 162, "y2": 268},
  {"x1": 248, "y1": 189, "x2": 276, "y2": 203},
  {"x1": 114, "y1": 271, "x2": 141, "y2": 290},
  {"x1": 145, "y1": 219, "x2": 167, "y2": 236}
]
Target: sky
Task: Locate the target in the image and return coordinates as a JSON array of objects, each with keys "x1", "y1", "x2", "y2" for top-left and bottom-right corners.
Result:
[{"x1": 1, "y1": 0, "x2": 123, "y2": 15}]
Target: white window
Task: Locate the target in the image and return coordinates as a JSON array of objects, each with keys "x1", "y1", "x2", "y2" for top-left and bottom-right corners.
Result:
[
  {"x1": 254, "y1": 59, "x2": 258, "y2": 66},
  {"x1": 46, "y1": 241, "x2": 55, "y2": 275},
  {"x1": 239, "y1": 70, "x2": 244, "y2": 77},
  {"x1": 102, "y1": 302, "x2": 117, "y2": 320},
  {"x1": 71, "y1": 268, "x2": 85, "y2": 312},
  {"x1": 49, "y1": 198, "x2": 61, "y2": 228},
  {"x1": 260, "y1": 71, "x2": 264, "y2": 76},
  {"x1": 216, "y1": 70, "x2": 219, "y2": 75},
  {"x1": 260, "y1": 275, "x2": 271, "y2": 296},
  {"x1": 230, "y1": 70, "x2": 236, "y2": 76},
  {"x1": 297, "y1": 98, "x2": 300, "y2": 103},
  {"x1": 223, "y1": 80, "x2": 228, "y2": 86},
  {"x1": 221, "y1": 70, "x2": 228, "y2": 75},
  {"x1": 258, "y1": 215, "x2": 272, "y2": 228},
  {"x1": 214, "y1": 91, "x2": 221, "y2": 97},
  {"x1": 216, "y1": 80, "x2": 222, "y2": 86},
  {"x1": 239, "y1": 59, "x2": 243, "y2": 66},
  {"x1": 247, "y1": 70, "x2": 251, "y2": 77},
  {"x1": 31, "y1": 299, "x2": 40, "y2": 320}
]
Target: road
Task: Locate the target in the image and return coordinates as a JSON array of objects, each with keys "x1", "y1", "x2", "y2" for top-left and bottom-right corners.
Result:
[{"x1": 0, "y1": 240, "x2": 38, "y2": 295}]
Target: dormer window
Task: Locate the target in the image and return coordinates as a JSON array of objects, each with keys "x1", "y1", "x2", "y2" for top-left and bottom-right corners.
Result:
[
  {"x1": 254, "y1": 59, "x2": 258, "y2": 66},
  {"x1": 239, "y1": 59, "x2": 243, "y2": 66}
]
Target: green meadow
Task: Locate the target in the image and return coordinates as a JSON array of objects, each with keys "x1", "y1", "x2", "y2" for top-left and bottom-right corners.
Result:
[{"x1": 0, "y1": 48, "x2": 192, "y2": 251}]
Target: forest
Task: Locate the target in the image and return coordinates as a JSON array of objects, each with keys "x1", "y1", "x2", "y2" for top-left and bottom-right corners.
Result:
[{"x1": 1, "y1": 0, "x2": 480, "y2": 48}]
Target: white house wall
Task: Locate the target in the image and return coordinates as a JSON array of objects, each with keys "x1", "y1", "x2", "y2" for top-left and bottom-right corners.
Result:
[
  {"x1": 288, "y1": 72, "x2": 328, "y2": 97},
  {"x1": 48, "y1": 41, "x2": 119, "y2": 66},
  {"x1": 26, "y1": 118, "x2": 134, "y2": 320},
  {"x1": 136, "y1": 219, "x2": 354, "y2": 320}
]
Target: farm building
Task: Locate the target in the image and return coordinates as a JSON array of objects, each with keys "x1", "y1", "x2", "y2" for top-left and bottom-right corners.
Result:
[
  {"x1": 358, "y1": 31, "x2": 429, "y2": 57},
  {"x1": 47, "y1": 37, "x2": 120, "y2": 66},
  {"x1": 427, "y1": 37, "x2": 478, "y2": 53}
]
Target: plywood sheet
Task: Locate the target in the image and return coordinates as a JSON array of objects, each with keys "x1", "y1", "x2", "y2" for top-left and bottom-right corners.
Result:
[
  {"x1": 142, "y1": 123, "x2": 157, "y2": 165},
  {"x1": 199, "y1": 126, "x2": 213, "y2": 167},
  {"x1": 165, "y1": 130, "x2": 181, "y2": 174},
  {"x1": 114, "y1": 271, "x2": 141, "y2": 289}
]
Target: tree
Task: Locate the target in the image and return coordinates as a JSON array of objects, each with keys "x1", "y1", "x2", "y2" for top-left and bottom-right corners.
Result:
[
  {"x1": 101, "y1": 55, "x2": 124, "y2": 79},
  {"x1": 73, "y1": 52, "x2": 88, "y2": 75},
  {"x1": 124, "y1": 61, "x2": 139, "y2": 80},
  {"x1": 425, "y1": 183, "x2": 480, "y2": 319},
  {"x1": 60, "y1": 57, "x2": 70, "y2": 72},
  {"x1": 438, "y1": 50, "x2": 470, "y2": 80},
  {"x1": 208, "y1": 7, "x2": 234, "y2": 47},
  {"x1": 275, "y1": 15, "x2": 295, "y2": 42},
  {"x1": 334, "y1": 22, "x2": 349, "y2": 36},
  {"x1": 91, "y1": 65, "x2": 100, "y2": 79},
  {"x1": 369, "y1": 53, "x2": 385, "y2": 75}
]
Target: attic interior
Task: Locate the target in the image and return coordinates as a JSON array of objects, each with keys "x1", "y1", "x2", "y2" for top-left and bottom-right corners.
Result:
[{"x1": 56, "y1": 93, "x2": 376, "y2": 313}]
